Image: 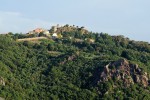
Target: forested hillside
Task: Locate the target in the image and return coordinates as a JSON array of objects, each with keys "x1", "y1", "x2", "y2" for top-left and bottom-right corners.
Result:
[{"x1": 0, "y1": 28, "x2": 150, "y2": 100}]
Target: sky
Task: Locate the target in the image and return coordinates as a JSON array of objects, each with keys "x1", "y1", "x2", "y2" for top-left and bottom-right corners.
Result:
[{"x1": 0, "y1": 0, "x2": 150, "y2": 42}]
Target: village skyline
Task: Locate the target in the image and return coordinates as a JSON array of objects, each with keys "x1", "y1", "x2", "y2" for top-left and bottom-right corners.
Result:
[{"x1": 0, "y1": 0, "x2": 150, "y2": 42}]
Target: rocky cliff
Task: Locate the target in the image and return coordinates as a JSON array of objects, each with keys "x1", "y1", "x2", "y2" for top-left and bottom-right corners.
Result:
[{"x1": 99, "y1": 59, "x2": 150, "y2": 87}]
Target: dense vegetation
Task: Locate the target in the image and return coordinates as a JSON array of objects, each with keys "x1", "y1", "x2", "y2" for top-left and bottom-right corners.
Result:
[{"x1": 0, "y1": 30, "x2": 150, "y2": 100}]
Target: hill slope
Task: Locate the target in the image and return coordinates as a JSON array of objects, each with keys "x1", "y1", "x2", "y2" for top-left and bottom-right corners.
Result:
[{"x1": 0, "y1": 29, "x2": 150, "y2": 99}]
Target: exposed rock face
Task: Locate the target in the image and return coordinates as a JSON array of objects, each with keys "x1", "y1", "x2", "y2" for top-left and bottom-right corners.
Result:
[
  {"x1": 54, "y1": 25, "x2": 89, "y2": 34},
  {"x1": 60, "y1": 54, "x2": 77, "y2": 65},
  {"x1": 0, "y1": 97, "x2": 5, "y2": 100},
  {"x1": 99, "y1": 59, "x2": 149, "y2": 87},
  {"x1": 0, "y1": 77, "x2": 5, "y2": 86}
]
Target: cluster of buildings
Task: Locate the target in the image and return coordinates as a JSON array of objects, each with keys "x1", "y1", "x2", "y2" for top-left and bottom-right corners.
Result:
[
  {"x1": 27, "y1": 24, "x2": 89, "y2": 40},
  {"x1": 27, "y1": 25, "x2": 60, "y2": 38}
]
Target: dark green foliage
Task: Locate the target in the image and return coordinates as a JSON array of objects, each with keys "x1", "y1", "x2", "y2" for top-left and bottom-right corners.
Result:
[{"x1": 0, "y1": 31, "x2": 150, "y2": 100}]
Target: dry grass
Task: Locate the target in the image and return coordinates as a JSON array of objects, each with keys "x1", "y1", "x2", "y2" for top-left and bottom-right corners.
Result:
[{"x1": 17, "y1": 37, "x2": 48, "y2": 42}]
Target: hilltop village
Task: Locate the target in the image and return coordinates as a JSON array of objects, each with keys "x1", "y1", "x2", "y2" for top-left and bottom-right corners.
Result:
[
  {"x1": 27, "y1": 24, "x2": 88, "y2": 39},
  {"x1": 12, "y1": 24, "x2": 96, "y2": 44}
]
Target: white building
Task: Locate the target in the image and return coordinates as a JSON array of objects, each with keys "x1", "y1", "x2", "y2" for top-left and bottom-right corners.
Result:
[
  {"x1": 52, "y1": 33, "x2": 58, "y2": 39},
  {"x1": 43, "y1": 30, "x2": 50, "y2": 36}
]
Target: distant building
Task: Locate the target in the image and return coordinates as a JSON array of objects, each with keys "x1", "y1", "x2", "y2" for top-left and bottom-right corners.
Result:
[
  {"x1": 43, "y1": 30, "x2": 50, "y2": 36},
  {"x1": 52, "y1": 33, "x2": 58, "y2": 39},
  {"x1": 34, "y1": 28, "x2": 44, "y2": 33}
]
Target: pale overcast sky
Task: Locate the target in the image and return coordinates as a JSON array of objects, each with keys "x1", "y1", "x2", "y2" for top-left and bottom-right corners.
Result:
[{"x1": 0, "y1": 0, "x2": 150, "y2": 42}]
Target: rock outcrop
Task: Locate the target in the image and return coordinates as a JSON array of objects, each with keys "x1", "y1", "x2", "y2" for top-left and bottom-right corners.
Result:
[
  {"x1": 0, "y1": 97, "x2": 4, "y2": 100},
  {"x1": 0, "y1": 77, "x2": 5, "y2": 86},
  {"x1": 53, "y1": 25, "x2": 89, "y2": 34},
  {"x1": 99, "y1": 59, "x2": 149, "y2": 87}
]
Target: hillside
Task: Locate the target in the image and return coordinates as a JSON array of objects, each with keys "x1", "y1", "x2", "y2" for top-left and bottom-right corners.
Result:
[{"x1": 0, "y1": 26, "x2": 150, "y2": 100}]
